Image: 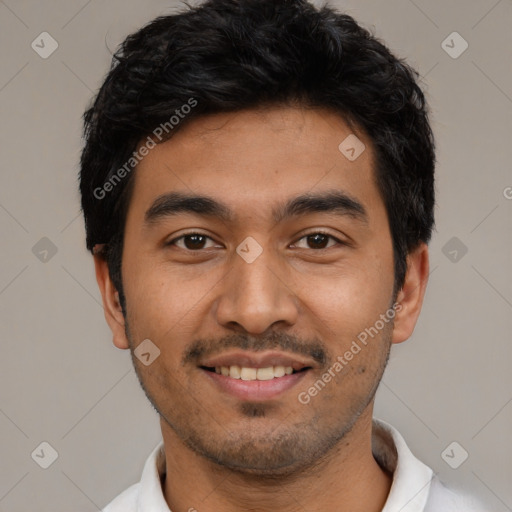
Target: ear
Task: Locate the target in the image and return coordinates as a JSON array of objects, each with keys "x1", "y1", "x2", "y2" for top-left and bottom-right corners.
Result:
[
  {"x1": 392, "y1": 242, "x2": 429, "y2": 345},
  {"x1": 93, "y1": 253, "x2": 130, "y2": 350}
]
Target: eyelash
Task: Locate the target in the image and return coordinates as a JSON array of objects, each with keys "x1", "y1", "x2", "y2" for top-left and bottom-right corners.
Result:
[{"x1": 166, "y1": 230, "x2": 346, "y2": 251}]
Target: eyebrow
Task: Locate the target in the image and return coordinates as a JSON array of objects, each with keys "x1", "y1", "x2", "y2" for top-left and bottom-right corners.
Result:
[{"x1": 144, "y1": 189, "x2": 368, "y2": 227}]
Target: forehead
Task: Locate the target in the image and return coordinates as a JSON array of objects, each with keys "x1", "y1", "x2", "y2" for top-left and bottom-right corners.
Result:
[{"x1": 127, "y1": 106, "x2": 382, "y2": 224}]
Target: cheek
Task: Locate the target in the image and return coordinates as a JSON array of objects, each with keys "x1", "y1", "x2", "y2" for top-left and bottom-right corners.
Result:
[
  {"x1": 301, "y1": 264, "x2": 393, "y2": 340},
  {"x1": 123, "y1": 259, "x2": 220, "y2": 344}
]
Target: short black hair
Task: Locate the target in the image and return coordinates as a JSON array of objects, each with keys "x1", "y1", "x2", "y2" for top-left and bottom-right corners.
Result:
[{"x1": 79, "y1": 0, "x2": 435, "y2": 313}]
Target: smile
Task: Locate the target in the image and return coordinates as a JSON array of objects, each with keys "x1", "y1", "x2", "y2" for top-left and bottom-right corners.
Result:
[
  {"x1": 200, "y1": 365, "x2": 311, "y2": 400},
  {"x1": 203, "y1": 365, "x2": 309, "y2": 380}
]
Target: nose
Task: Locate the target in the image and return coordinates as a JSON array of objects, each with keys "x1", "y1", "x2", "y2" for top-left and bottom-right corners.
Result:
[{"x1": 214, "y1": 246, "x2": 299, "y2": 334}]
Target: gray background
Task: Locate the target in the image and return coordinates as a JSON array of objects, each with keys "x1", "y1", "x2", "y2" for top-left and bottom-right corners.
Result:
[{"x1": 0, "y1": 0, "x2": 511, "y2": 510}]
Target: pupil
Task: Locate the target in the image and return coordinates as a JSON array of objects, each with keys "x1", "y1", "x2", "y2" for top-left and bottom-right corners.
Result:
[
  {"x1": 309, "y1": 233, "x2": 328, "y2": 249},
  {"x1": 185, "y1": 235, "x2": 205, "y2": 249}
]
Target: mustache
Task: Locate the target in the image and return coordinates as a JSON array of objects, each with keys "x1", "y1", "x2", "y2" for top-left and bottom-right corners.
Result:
[{"x1": 182, "y1": 331, "x2": 328, "y2": 367}]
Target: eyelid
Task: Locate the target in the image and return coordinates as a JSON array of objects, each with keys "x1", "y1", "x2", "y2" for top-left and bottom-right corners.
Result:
[
  {"x1": 166, "y1": 230, "x2": 219, "y2": 248},
  {"x1": 292, "y1": 229, "x2": 347, "y2": 248},
  {"x1": 166, "y1": 229, "x2": 348, "y2": 250}
]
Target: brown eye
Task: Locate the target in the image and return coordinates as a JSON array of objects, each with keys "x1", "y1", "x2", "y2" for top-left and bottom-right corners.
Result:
[
  {"x1": 294, "y1": 232, "x2": 341, "y2": 250},
  {"x1": 183, "y1": 234, "x2": 207, "y2": 250},
  {"x1": 306, "y1": 233, "x2": 330, "y2": 249},
  {"x1": 168, "y1": 233, "x2": 216, "y2": 250}
]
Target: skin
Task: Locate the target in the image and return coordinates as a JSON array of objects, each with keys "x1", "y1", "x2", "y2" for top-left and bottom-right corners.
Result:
[{"x1": 94, "y1": 106, "x2": 429, "y2": 512}]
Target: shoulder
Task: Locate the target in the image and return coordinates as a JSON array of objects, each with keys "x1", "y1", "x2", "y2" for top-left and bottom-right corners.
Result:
[
  {"x1": 425, "y1": 476, "x2": 488, "y2": 511},
  {"x1": 102, "y1": 483, "x2": 140, "y2": 512},
  {"x1": 372, "y1": 419, "x2": 487, "y2": 512}
]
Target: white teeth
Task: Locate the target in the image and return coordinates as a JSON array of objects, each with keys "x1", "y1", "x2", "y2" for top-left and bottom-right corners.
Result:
[
  {"x1": 214, "y1": 365, "x2": 296, "y2": 380},
  {"x1": 229, "y1": 365, "x2": 241, "y2": 379},
  {"x1": 256, "y1": 367, "x2": 274, "y2": 380},
  {"x1": 274, "y1": 365, "x2": 285, "y2": 378},
  {"x1": 240, "y1": 367, "x2": 257, "y2": 380}
]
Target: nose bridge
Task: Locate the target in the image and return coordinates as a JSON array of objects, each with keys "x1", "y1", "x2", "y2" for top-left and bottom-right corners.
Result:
[
  {"x1": 234, "y1": 245, "x2": 277, "y2": 299},
  {"x1": 216, "y1": 240, "x2": 298, "y2": 333}
]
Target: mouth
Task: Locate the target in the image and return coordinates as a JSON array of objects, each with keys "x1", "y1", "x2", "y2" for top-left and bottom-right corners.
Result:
[
  {"x1": 198, "y1": 350, "x2": 317, "y2": 400},
  {"x1": 199, "y1": 363, "x2": 313, "y2": 401}
]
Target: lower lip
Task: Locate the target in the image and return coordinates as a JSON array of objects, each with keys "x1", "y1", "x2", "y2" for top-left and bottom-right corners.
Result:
[{"x1": 201, "y1": 368, "x2": 309, "y2": 401}]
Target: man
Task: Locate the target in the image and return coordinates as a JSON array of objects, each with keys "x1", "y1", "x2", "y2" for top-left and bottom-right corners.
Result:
[{"x1": 79, "y1": 0, "x2": 485, "y2": 510}]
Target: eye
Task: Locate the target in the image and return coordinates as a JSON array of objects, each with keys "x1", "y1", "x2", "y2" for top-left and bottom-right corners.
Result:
[
  {"x1": 166, "y1": 231, "x2": 345, "y2": 252},
  {"x1": 292, "y1": 231, "x2": 343, "y2": 250},
  {"x1": 167, "y1": 233, "x2": 219, "y2": 251}
]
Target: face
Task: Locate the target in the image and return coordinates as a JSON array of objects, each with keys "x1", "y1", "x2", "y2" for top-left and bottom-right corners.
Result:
[{"x1": 102, "y1": 107, "x2": 411, "y2": 475}]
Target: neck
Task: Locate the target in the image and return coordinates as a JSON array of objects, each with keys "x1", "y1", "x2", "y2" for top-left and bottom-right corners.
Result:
[{"x1": 161, "y1": 406, "x2": 392, "y2": 512}]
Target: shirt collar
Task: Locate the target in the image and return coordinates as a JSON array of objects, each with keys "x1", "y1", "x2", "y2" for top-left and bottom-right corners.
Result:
[
  {"x1": 373, "y1": 418, "x2": 433, "y2": 512},
  {"x1": 137, "y1": 418, "x2": 433, "y2": 512},
  {"x1": 137, "y1": 440, "x2": 170, "y2": 512}
]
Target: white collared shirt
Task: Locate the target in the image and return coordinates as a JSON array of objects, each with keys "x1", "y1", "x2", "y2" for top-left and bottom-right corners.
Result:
[{"x1": 102, "y1": 418, "x2": 485, "y2": 511}]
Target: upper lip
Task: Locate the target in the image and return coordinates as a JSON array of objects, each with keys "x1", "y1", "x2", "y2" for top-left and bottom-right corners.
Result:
[{"x1": 199, "y1": 350, "x2": 316, "y2": 372}]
